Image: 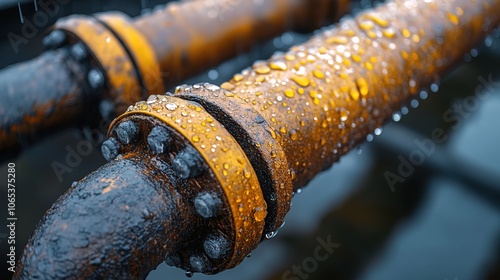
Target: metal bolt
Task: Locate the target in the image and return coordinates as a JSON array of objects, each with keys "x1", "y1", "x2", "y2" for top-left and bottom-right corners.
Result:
[
  {"x1": 189, "y1": 254, "x2": 209, "y2": 273},
  {"x1": 147, "y1": 126, "x2": 170, "y2": 154},
  {"x1": 88, "y1": 69, "x2": 105, "y2": 89},
  {"x1": 203, "y1": 234, "x2": 229, "y2": 259},
  {"x1": 101, "y1": 138, "x2": 119, "y2": 161},
  {"x1": 163, "y1": 253, "x2": 181, "y2": 267},
  {"x1": 194, "y1": 192, "x2": 221, "y2": 218},
  {"x1": 115, "y1": 121, "x2": 138, "y2": 145},
  {"x1": 172, "y1": 147, "x2": 204, "y2": 179},
  {"x1": 42, "y1": 30, "x2": 67, "y2": 49},
  {"x1": 70, "y1": 42, "x2": 88, "y2": 61}
]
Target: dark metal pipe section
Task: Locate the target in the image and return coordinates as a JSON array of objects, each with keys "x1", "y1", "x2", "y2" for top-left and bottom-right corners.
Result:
[
  {"x1": 14, "y1": 156, "x2": 195, "y2": 279},
  {"x1": 0, "y1": 48, "x2": 88, "y2": 159},
  {"x1": 14, "y1": 0, "x2": 500, "y2": 278}
]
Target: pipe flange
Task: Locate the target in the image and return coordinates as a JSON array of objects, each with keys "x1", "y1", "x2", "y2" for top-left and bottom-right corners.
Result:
[
  {"x1": 106, "y1": 95, "x2": 266, "y2": 273},
  {"x1": 96, "y1": 12, "x2": 165, "y2": 97},
  {"x1": 174, "y1": 83, "x2": 293, "y2": 238},
  {"x1": 53, "y1": 14, "x2": 162, "y2": 114}
]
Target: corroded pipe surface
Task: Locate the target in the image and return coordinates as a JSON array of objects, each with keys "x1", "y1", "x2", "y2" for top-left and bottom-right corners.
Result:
[
  {"x1": 15, "y1": 0, "x2": 500, "y2": 278},
  {"x1": 0, "y1": 49, "x2": 88, "y2": 158},
  {"x1": 15, "y1": 156, "x2": 195, "y2": 279},
  {"x1": 0, "y1": 0, "x2": 350, "y2": 156},
  {"x1": 134, "y1": 0, "x2": 350, "y2": 87}
]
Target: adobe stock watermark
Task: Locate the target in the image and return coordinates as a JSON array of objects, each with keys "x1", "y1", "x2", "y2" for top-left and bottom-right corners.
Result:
[
  {"x1": 282, "y1": 235, "x2": 340, "y2": 280},
  {"x1": 385, "y1": 75, "x2": 500, "y2": 192},
  {"x1": 51, "y1": 118, "x2": 110, "y2": 183},
  {"x1": 8, "y1": 0, "x2": 70, "y2": 53}
]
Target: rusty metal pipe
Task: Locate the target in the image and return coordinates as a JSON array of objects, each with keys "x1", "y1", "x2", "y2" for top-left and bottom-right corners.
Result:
[
  {"x1": 14, "y1": 0, "x2": 500, "y2": 278},
  {"x1": 0, "y1": 48, "x2": 88, "y2": 161},
  {"x1": 133, "y1": 0, "x2": 351, "y2": 86},
  {"x1": 0, "y1": 0, "x2": 350, "y2": 157},
  {"x1": 15, "y1": 156, "x2": 196, "y2": 279}
]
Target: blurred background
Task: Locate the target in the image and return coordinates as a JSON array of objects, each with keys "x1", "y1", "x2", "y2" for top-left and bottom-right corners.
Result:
[{"x1": 1, "y1": 0, "x2": 500, "y2": 279}]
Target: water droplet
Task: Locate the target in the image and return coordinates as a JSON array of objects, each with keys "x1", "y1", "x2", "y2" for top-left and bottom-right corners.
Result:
[
  {"x1": 401, "y1": 28, "x2": 411, "y2": 38},
  {"x1": 255, "y1": 65, "x2": 271, "y2": 74},
  {"x1": 358, "y1": 20, "x2": 374, "y2": 31},
  {"x1": 366, "y1": 13, "x2": 388, "y2": 27},
  {"x1": 312, "y1": 69, "x2": 324, "y2": 79},
  {"x1": 223, "y1": 163, "x2": 229, "y2": 170},
  {"x1": 146, "y1": 95, "x2": 158, "y2": 104},
  {"x1": 289, "y1": 129, "x2": 298, "y2": 141},
  {"x1": 374, "y1": 127, "x2": 383, "y2": 136},
  {"x1": 284, "y1": 89, "x2": 295, "y2": 98},
  {"x1": 350, "y1": 87, "x2": 360, "y2": 101},
  {"x1": 366, "y1": 134, "x2": 374, "y2": 142},
  {"x1": 265, "y1": 231, "x2": 278, "y2": 239},
  {"x1": 185, "y1": 271, "x2": 193, "y2": 278},
  {"x1": 470, "y1": 48, "x2": 478, "y2": 57},
  {"x1": 281, "y1": 32, "x2": 294, "y2": 45},
  {"x1": 269, "y1": 61, "x2": 287, "y2": 71},
  {"x1": 392, "y1": 112, "x2": 402, "y2": 122},
  {"x1": 208, "y1": 69, "x2": 219, "y2": 80},
  {"x1": 285, "y1": 54, "x2": 296, "y2": 61},
  {"x1": 447, "y1": 12, "x2": 459, "y2": 25},
  {"x1": 382, "y1": 28, "x2": 396, "y2": 38},
  {"x1": 233, "y1": 74, "x2": 244, "y2": 82},
  {"x1": 352, "y1": 54, "x2": 362, "y2": 63},
  {"x1": 419, "y1": 90, "x2": 428, "y2": 100},
  {"x1": 254, "y1": 206, "x2": 266, "y2": 222},
  {"x1": 484, "y1": 36, "x2": 493, "y2": 47},
  {"x1": 291, "y1": 76, "x2": 310, "y2": 87},
  {"x1": 430, "y1": 83, "x2": 439, "y2": 93},
  {"x1": 401, "y1": 106, "x2": 409, "y2": 115},
  {"x1": 357, "y1": 147, "x2": 363, "y2": 155},
  {"x1": 296, "y1": 188, "x2": 302, "y2": 194},
  {"x1": 243, "y1": 170, "x2": 252, "y2": 178},
  {"x1": 410, "y1": 99, "x2": 419, "y2": 108},
  {"x1": 165, "y1": 103, "x2": 178, "y2": 111},
  {"x1": 220, "y1": 82, "x2": 235, "y2": 91},
  {"x1": 192, "y1": 135, "x2": 200, "y2": 143},
  {"x1": 327, "y1": 35, "x2": 348, "y2": 44},
  {"x1": 270, "y1": 193, "x2": 277, "y2": 201},
  {"x1": 340, "y1": 111, "x2": 348, "y2": 122}
]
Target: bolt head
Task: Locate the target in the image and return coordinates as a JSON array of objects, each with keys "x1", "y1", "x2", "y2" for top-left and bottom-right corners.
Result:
[
  {"x1": 147, "y1": 126, "x2": 170, "y2": 154},
  {"x1": 172, "y1": 157, "x2": 191, "y2": 179},
  {"x1": 172, "y1": 147, "x2": 204, "y2": 179},
  {"x1": 101, "y1": 138, "x2": 119, "y2": 161},
  {"x1": 189, "y1": 254, "x2": 209, "y2": 273},
  {"x1": 115, "y1": 121, "x2": 138, "y2": 145},
  {"x1": 164, "y1": 253, "x2": 181, "y2": 267},
  {"x1": 88, "y1": 69, "x2": 105, "y2": 89},
  {"x1": 204, "y1": 235, "x2": 229, "y2": 259},
  {"x1": 194, "y1": 192, "x2": 221, "y2": 218},
  {"x1": 70, "y1": 42, "x2": 88, "y2": 61},
  {"x1": 42, "y1": 30, "x2": 67, "y2": 49}
]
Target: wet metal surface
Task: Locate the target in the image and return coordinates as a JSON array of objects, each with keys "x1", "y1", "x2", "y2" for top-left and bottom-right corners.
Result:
[
  {"x1": 9, "y1": 0, "x2": 500, "y2": 279},
  {"x1": 0, "y1": 0, "x2": 351, "y2": 157}
]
